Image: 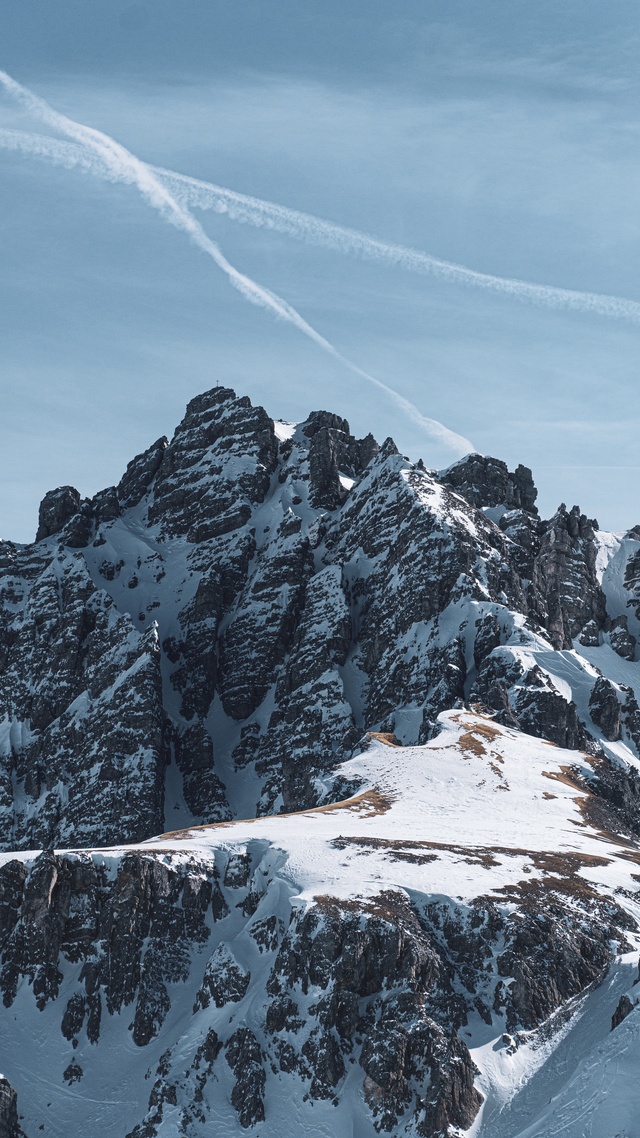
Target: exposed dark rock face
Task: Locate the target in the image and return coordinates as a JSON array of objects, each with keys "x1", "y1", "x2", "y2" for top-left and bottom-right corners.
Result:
[
  {"x1": 623, "y1": 544, "x2": 640, "y2": 622},
  {"x1": 0, "y1": 547, "x2": 165, "y2": 848},
  {"x1": 0, "y1": 1078, "x2": 24, "y2": 1138},
  {"x1": 494, "y1": 891, "x2": 621, "y2": 1032},
  {"x1": 117, "y1": 437, "x2": 168, "y2": 509},
  {"x1": 611, "y1": 994, "x2": 635, "y2": 1030},
  {"x1": 323, "y1": 453, "x2": 525, "y2": 746},
  {"x1": 252, "y1": 562, "x2": 360, "y2": 812},
  {"x1": 4, "y1": 385, "x2": 640, "y2": 848},
  {"x1": 440, "y1": 466, "x2": 609, "y2": 653},
  {"x1": 532, "y1": 504, "x2": 605, "y2": 649},
  {"x1": 218, "y1": 530, "x2": 314, "y2": 721},
  {"x1": 589, "y1": 677, "x2": 622, "y2": 741},
  {"x1": 439, "y1": 453, "x2": 537, "y2": 513},
  {"x1": 609, "y1": 615, "x2": 637, "y2": 660},
  {"x1": 225, "y1": 1029, "x2": 266, "y2": 1128},
  {"x1": 510, "y1": 665, "x2": 586, "y2": 750},
  {"x1": 35, "y1": 485, "x2": 81, "y2": 543},
  {"x1": 3, "y1": 840, "x2": 620, "y2": 1137},
  {"x1": 579, "y1": 618, "x2": 601, "y2": 647},
  {"x1": 0, "y1": 850, "x2": 215, "y2": 1046},
  {"x1": 582, "y1": 754, "x2": 640, "y2": 841},
  {"x1": 264, "y1": 891, "x2": 484, "y2": 1133},
  {"x1": 301, "y1": 409, "x2": 378, "y2": 510},
  {"x1": 148, "y1": 388, "x2": 278, "y2": 541}
]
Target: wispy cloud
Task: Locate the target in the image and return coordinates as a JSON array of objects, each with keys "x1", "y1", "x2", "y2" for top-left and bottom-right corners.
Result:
[
  {"x1": 3, "y1": 124, "x2": 640, "y2": 329},
  {"x1": 0, "y1": 72, "x2": 473, "y2": 457}
]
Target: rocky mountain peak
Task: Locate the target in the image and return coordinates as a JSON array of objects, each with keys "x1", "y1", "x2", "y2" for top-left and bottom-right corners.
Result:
[
  {"x1": 6, "y1": 382, "x2": 638, "y2": 848},
  {"x1": 35, "y1": 484, "x2": 82, "y2": 542},
  {"x1": 3, "y1": 384, "x2": 640, "y2": 1137},
  {"x1": 117, "y1": 435, "x2": 168, "y2": 509},
  {"x1": 533, "y1": 500, "x2": 605, "y2": 648},
  {"x1": 148, "y1": 386, "x2": 278, "y2": 541},
  {"x1": 438, "y1": 452, "x2": 538, "y2": 513}
]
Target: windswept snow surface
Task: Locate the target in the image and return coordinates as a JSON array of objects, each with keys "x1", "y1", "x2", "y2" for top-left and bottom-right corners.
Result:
[
  {"x1": 141, "y1": 711, "x2": 640, "y2": 906},
  {"x1": 0, "y1": 714, "x2": 634, "y2": 1136},
  {"x1": 472, "y1": 955, "x2": 640, "y2": 1138},
  {"x1": 142, "y1": 712, "x2": 640, "y2": 1136},
  {"x1": 272, "y1": 419, "x2": 297, "y2": 442},
  {"x1": 595, "y1": 528, "x2": 640, "y2": 640}
]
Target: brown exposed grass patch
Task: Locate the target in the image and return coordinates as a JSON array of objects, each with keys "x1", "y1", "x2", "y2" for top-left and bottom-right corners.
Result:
[
  {"x1": 331, "y1": 837, "x2": 611, "y2": 878},
  {"x1": 542, "y1": 766, "x2": 584, "y2": 792},
  {"x1": 492, "y1": 876, "x2": 602, "y2": 906},
  {"x1": 367, "y1": 731, "x2": 403, "y2": 747},
  {"x1": 456, "y1": 721, "x2": 502, "y2": 759},
  {"x1": 386, "y1": 850, "x2": 440, "y2": 864},
  {"x1": 612, "y1": 849, "x2": 640, "y2": 868},
  {"x1": 479, "y1": 848, "x2": 615, "y2": 911},
  {"x1": 313, "y1": 789, "x2": 394, "y2": 818},
  {"x1": 153, "y1": 788, "x2": 394, "y2": 841},
  {"x1": 313, "y1": 888, "x2": 415, "y2": 922},
  {"x1": 468, "y1": 721, "x2": 502, "y2": 742},
  {"x1": 544, "y1": 764, "x2": 640, "y2": 857},
  {"x1": 332, "y1": 836, "x2": 499, "y2": 869},
  {"x1": 458, "y1": 732, "x2": 487, "y2": 757},
  {"x1": 529, "y1": 850, "x2": 610, "y2": 874}
]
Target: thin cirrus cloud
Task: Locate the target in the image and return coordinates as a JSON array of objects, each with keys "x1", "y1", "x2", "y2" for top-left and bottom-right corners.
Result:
[
  {"x1": 0, "y1": 70, "x2": 474, "y2": 458},
  {"x1": 3, "y1": 123, "x2": 640, "y2": 330}
]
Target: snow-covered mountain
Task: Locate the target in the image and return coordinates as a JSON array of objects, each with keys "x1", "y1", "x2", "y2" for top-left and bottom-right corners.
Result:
[{"x1": 1, "y1": 386, "x2": 640, "y2": 1137}]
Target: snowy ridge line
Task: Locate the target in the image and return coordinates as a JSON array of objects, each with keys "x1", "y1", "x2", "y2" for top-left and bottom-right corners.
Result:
[
  {"x1": 0, "y1": 94, "x2": 472, "y2": 457},
  {"x1": 2, "y1": 124, "x2": 640, "y2": 327}
]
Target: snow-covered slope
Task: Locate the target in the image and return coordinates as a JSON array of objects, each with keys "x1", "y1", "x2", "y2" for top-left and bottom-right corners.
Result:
[
  {"x1": 1, "y1": 385, "x2": 640, "y2": 1136},
  {"x1": 1, "y1": 713, "x2": 640, "y2": 1136}
]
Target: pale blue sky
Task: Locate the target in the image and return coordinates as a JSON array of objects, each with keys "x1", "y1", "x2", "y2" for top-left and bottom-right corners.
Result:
[{"x1": 2, "y1": 1, "x2": 640, "y2": 540}]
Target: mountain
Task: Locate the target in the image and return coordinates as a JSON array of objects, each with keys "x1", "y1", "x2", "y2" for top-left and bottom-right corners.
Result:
[{"x1": 1, "y1": 385, "x2": 640, "y2": 1137}]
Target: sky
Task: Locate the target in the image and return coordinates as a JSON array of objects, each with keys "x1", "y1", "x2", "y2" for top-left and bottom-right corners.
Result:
[{"x1": 2, "y1": 1, "x2": 640, "y2": 540}]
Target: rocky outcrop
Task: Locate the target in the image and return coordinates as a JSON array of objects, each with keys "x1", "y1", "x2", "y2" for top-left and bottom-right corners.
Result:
[
  {"x1": 439, "y1": 453, "x2": 537, "y2": 513},
  {"x1": 0, "y1": 548, "x2": 165, "y2": 849},
  {"x1": 3, "y1": 383, "x2": 640, "y2": 846},
  {"x1": 0, "y1": 850, "x2": 216, "y2": 1044},
  {"x1": 609, "y1": 615, "x2": 636, "y2": 660},
  {"x1": 0, "y1": 822, "x2": 634, "y2": 1137},
  {"x1": 301, "y1": 410, "x2": 378, "y2": 510},
  {"x1": 611, "y1": 994, "x2": 635, "y2": 1031},
  {"x1": 148, "y1": 387, "x2": 278, "y2": 541},
  {"x1": 589, "y1": 677, "x2": 622, "y2": 741},
  {"x1": 0, "y1": 1078, "x2": 24, "y2": 1138},
  {"x1": 35, "y1": 485, "x2": 81, "y2": 542},
  {"x1": 117, "y1": 436, "x2": 167, "y2": 509},
  {"x1": 532, "y1": 504, "x2": 605, "y2": 649},
  {"x1": 225, "y1": 1028, "x2": 266, "y2": 1128},
  {"x1": 510, "y1": 665, "x2": 586, "y2": 749},
  {"x1": 439, "y1": 463, "x2": 609, "y2": 652},
  {"x1": 80, "y1": 861, "x2": 626, "y2": 1135}
]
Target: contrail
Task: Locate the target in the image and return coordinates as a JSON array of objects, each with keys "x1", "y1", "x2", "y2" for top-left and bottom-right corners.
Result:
[
  {"x1": 3, "y1": 125, "x2": 640, "y2": 327},
  {"x1": 0, "y1": 84, "x2": 473, "y2": 458}
]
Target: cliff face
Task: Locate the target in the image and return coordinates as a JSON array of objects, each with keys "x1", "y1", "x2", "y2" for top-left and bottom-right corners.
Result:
[
  {"x1": 0, "y1": 1078, "x2": 23, "y2": 1138},
  {"x1": 0, "y1": 723, "x2": 634, "y2": 1138},
  {"x1": 1, "y1": 386, "x2": 637, "y2": 849},
  {"x1": 1, "y1": 386, "x2": 640, "y2": 1137}
]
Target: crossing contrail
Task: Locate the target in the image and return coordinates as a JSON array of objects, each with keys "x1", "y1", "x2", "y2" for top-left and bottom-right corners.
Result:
[
  {"x1": 2, "y1": 124, "x2": 640, "y2": 327},
  {"x1": 0, "y1": 74, "x2": 474, "y2": 457}
]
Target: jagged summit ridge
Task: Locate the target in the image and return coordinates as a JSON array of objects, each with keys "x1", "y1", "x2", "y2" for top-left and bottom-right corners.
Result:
[
  {"x1": 1, "y1": 384, "x2": 639, "y2": 852},
  {"x1": 2, "y1": 385, "x2": 640, "y2": 1136}
]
